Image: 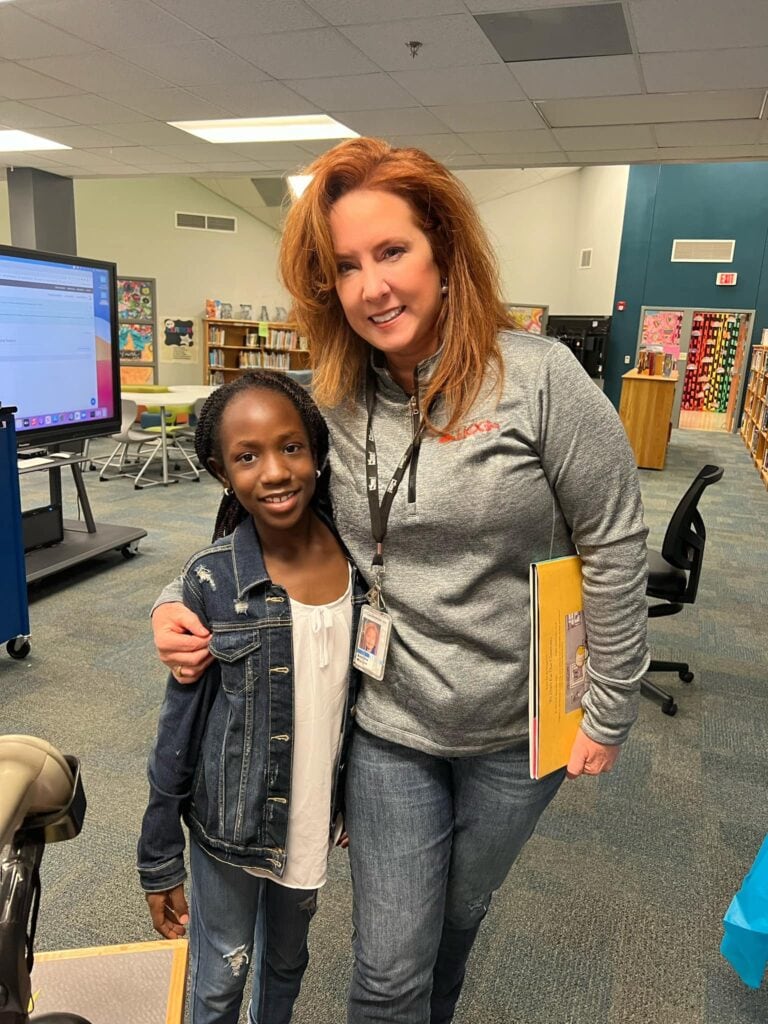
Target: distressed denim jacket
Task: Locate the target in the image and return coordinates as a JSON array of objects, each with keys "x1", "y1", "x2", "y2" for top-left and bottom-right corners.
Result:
[{"x1": 138, "y1": 515, "x2": 367, "y2": 893}]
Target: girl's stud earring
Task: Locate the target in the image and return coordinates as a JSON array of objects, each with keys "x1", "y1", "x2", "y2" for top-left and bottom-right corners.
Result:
[{"x1": 440, "y1": 277, "x2": 448, "y2": 295}]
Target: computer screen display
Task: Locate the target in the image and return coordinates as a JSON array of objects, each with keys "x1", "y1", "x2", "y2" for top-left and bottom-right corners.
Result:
[{"x1": 0, "y1": 245, "x2": 121, "y2": 448}]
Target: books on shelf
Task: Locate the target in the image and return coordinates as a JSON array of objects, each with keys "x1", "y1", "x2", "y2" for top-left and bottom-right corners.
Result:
[{"x1": 529, "y1": 555, "x2": 589, "y2": 780}]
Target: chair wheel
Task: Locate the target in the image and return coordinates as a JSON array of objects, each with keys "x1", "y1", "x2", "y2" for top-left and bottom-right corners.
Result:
[
  {"x1": 679, "y1": 670, "x2": 694, "y2": 684},
  {"x1": 662, "y1": 699, "x2": 678, "y2": 716}
]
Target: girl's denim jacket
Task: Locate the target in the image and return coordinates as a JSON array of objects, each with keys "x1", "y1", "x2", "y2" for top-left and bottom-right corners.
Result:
[{"x1": 138, "y1": 515, "x2": 368, "y2": 893}]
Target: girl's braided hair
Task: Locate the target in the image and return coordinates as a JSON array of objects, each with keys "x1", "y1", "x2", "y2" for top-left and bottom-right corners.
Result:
[{"x1": 194, "y1": 371, "x2": 331, "y2": 541}]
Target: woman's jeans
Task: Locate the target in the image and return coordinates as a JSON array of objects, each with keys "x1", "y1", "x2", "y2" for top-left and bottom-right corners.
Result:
[
  {"x1": 345, "y1": 728, "x2": 566, "y2": 1024},
  {"x1": 188, "y1": 837, "x2": 317, "y2": 1024}
]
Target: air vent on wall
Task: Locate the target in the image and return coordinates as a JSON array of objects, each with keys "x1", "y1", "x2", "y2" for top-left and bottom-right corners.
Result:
[
  {"x1": 176, "y1": 212, "x2": 237, "y2": 233},
  {"x1": 579, "y1": 248, "x2": 593, "y2": 269},
  {"x1": 671, "y1": 239, "x2": 734, "y2": 263}
]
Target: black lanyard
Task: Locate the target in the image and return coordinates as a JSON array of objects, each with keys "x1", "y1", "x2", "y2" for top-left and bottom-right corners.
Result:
[{"x1": 365, "y1": 371, "x2": 425, "y2": 571}]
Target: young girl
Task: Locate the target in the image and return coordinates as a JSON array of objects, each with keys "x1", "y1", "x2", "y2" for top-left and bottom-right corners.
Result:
[{"x1": 138, "y1": 371, "x2": 366, "y2": 1024}]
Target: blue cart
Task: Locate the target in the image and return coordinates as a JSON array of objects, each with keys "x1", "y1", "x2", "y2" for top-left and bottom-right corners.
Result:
[{"x1": 1, "y1": 406, "x2": 30, "y2": 659}]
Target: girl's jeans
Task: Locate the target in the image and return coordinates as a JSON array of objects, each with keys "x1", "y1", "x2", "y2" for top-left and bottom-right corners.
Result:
[
  {"x1": 188, "y1": 836, "x2": 317, "y2": 1024},
  {"x1": 345, "y1": 727, "x2": 566, "y2": 1023}
]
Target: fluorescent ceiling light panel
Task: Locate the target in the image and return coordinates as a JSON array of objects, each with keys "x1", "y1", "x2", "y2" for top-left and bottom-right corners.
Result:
[
  {"x1": 168, "y1": 115, "x2": 358, "y2": 144},
  {"x1": 0, "y1": 130, "x2": 71, "y2": 152},
  {"x1": 287, "y1": 175, "x2": 313, "y2": 199}
]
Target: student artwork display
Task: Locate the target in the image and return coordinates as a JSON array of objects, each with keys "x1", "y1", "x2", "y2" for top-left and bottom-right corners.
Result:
[
  {"x1": 505, "y1": 304, "x2": 548, "y2": 335},
  {"x1": 641, "y1": 309, "x2": 683, "y2": 357},
  {"x1": 161, "y1": 318, "x2": 197, "y2": 362},
  {"x1": 117, "y1": 276, "x2": 157, "y2": 384}
]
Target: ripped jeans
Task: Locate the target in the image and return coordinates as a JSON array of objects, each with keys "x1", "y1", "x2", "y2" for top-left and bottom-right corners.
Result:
[
  {"x1": 345, "y1": 728, "x2": 566, "y2": 1023},
  {"x1": 188, "y1": 837, "x2": 317, "y2": 1024}
]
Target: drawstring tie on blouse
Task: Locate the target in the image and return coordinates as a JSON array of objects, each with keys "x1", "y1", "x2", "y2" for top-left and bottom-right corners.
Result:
[{"x1": 310, "y1": 606, "x2": 335, "y2": 668}]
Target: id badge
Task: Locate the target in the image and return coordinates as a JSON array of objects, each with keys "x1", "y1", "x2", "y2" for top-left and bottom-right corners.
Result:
[{"x1": 353, "y1": 604, "x2": 392, "y2": 681}]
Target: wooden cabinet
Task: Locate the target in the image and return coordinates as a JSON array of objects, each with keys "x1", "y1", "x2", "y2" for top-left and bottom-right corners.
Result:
[
  {"x1": 204, "y1": 319, "x2": 310, "y2": 386},
  {"x1": 740, "y1": 344, "x2": 768, "y2": 488},
  {"x1": 619, "y1": 370, "x2": 678, "y2": 470}
]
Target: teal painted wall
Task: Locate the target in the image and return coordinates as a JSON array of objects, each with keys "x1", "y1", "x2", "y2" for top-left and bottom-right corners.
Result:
[{"x1": 605, "y1": 162, "x2": 768, "y2": 408}]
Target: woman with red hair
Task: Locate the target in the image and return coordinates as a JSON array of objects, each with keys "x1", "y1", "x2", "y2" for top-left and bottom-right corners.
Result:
[{"x1": 152, "y1": 138, "x2": 649, "y2": 1023}]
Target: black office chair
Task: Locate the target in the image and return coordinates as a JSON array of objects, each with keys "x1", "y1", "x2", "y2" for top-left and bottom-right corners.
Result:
[{"x1": 641, "y1": 464, "x2": 724, "y2": 717}]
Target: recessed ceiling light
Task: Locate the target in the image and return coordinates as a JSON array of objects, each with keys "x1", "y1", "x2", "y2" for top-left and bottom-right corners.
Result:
[
  {"x1": 167, "y1": 114, "x2": 358, "y2": 144},
  {"x1": 287, "y1": 175, "x2": 313, "y2": 199},
  {"x1": 0, "y1": 130, "x2": 71, "y2": 152}
]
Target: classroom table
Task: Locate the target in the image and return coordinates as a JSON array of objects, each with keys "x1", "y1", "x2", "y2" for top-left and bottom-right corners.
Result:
[{"x1": 123, "y1": 386, "x2": 216, "y2": 488}]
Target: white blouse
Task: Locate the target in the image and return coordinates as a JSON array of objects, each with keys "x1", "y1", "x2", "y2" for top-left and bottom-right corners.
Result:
[{"x1": 245, "y1": 569, "x2": 352, "y2": 889}]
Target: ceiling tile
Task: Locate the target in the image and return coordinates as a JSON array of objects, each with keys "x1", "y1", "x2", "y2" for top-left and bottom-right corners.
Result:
[
  {"x1": 630, "y1": 0, "x2": 768, "y2": 53},
  {"x1": 564, "y1": 148, "x2": 661, "y2": 164},
  {"x1": 22, "y1": 0, "x2": 205, "y2": 48},
  {"x1": 25, "y1": 94, "x2": 145, "y2": 124},
  {"x1": 511, "y1": 55, "x2": 643, "y2": 100},
  {"x1": 459, "y1": 129, "x2": 562, "y2": 153},
  {"x1": 540, "y1": 90, "x2": 765, "y2": 127},
  {"x1": 211, "y1": 142, "x2": 315, "y2": 163},
  {"x1": 340, "y1": 15, "x2": 501, "y2": 72},
  {"x1": 221, "y1": 28, "x2": 379, "y2": 79},
  {"x1": 150, "y1": 0, "x2": 324, "y2": 36},
  {"x1": 466, "y1": 0, "x2": 607, "y2": 9},
  {"x1": 20, "y1": 53, "x2": 172, "y2": 94},
  {"x1": 123, "y1": 40, "x2": 267, "y2": 87},
  {"x1": 330, "y1": 106, "x2": 452, "y2": 135},
  {"x1": 0, "y1": 7, "x2": 94, "y2": 60},
  {"x1": 554, "y1": 124, "x2": 656, "y2": 149},
  {"x1": 37, "y1": 125, "x2": 133, "y2": 148},
  {"x1": 427, "y1": 100, "x2": 544, "y2": 132},
  {"x1": 306, "y1": 0, "x2": 466, "y2": 25},
  {"x1": 0, "y1": 99, "x2": 75, "y2": 129},
  {"x1": 482, "y1": 152, "x2": 571, "y2": 167},
  {"x1": 392, "y1": 64, "x2": 523, "y2": 105},
  {"x1": 654, "y1": 145, "x2": 761, "y2": 161},
  {"x1": 654, "y1": 120, "x2": 763, "y2": 147},
  {"x1": 111, "y1": 89, "x2": 233, "y2": 122},
  {"x1": 385, "y1": 133, "x2": 476, "y2": 156},
  {"x1": 285, "y1": 74, "x2": 417, "y2": 111},
  {"x1": 440, "y1": 154, "x2": 485, "y2": 167},
  {"x1": 0, "y1": 60, "x2": 84, "y2": 100},
  {"x1": 641, "y1": 48, "x2": 768, "y2": 93},
  {"x1": 150, "y1": 143, "x2": 249, "y2": 162},
  {"x1": 92, "y1": 121, "x2": 198, "y2": 146},
  {"x1": 184, "y1": 81, "x2": 318, "y2": 117}
]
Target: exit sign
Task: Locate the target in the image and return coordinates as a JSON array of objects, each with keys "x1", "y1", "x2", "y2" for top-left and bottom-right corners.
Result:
[{"x1": 716, "y1": 272, "x2": 738, "y2": 286}]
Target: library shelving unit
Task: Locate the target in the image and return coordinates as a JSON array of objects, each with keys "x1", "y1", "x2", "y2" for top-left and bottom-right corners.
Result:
[
  {"x1": 740, "y1": 344, "x2": 768, "y2": 488},
  {"x1": 204, "y1": 319, "x2": 310, "y2": 386}
]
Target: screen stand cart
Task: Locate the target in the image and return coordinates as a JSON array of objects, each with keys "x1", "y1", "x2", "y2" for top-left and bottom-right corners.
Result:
[
  {"x1": 18, "y1": 444, "x2": 147, "y2": 584},
  {"x1": 1, "y1": 406, "x2": 30, "y2": 659}
]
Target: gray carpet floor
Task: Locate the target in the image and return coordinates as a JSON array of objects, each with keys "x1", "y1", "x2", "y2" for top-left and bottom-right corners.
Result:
[{"x1": 2, "y1": 426, "x2": 767, "y2": 1023}]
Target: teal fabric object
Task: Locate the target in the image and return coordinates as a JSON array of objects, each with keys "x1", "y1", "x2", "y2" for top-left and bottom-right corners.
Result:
[{"x1": 721, "y1": 834, "x2": 768, "y2": 988}]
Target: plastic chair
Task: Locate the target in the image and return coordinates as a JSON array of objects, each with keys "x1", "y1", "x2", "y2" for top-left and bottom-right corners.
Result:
[
  {"x1": 642, "y1": 464, "x2": 724, "y2": 715},
  {"x1": 98, "y1": 399, "x2": 160, "y2": 481}
]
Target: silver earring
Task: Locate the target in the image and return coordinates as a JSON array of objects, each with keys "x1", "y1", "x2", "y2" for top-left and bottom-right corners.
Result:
[
  {"x1": 440, "y1": 277, "x2": 448, "y2": 296},
  {"x1": 224, "y1": 486, "x2": 232, "y2": 496},
  {"x1": 315, "y1": 469, "x2": 321, "y2": 478}
]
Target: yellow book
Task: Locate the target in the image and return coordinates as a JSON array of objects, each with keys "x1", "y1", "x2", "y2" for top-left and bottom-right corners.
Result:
[{"x1": 529, "y1": 555, "x2": 589, "y2": 780}]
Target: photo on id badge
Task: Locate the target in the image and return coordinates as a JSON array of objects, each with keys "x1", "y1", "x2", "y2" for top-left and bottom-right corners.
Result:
[{"x1": 353, "y1": 605, "x2": 391, "y2": 681}]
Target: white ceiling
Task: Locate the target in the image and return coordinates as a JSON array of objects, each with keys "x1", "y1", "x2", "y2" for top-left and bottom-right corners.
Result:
[{"x1": 1, "y1": 0, "x2": 768, "y2": 222}]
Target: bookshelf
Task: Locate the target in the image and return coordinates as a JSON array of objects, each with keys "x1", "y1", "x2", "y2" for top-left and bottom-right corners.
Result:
[
  {"x1": 740, "y1": 344, "x2": 768, "y2": 489},
  {"x1": 204, "y1": 319, "x2": 310, "y2": 386}
]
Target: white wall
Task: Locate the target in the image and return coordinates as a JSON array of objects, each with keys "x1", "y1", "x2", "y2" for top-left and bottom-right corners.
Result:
[
  {"x1": 477, "y1": 172, "x2": 580, "y2": 315},
  {"x1": 75, "y1": 177, "x2": 286, "y2": 383},
  {"x1": 569, "y1": 165, "x2": 629, "y2": 316},
  {"x1": 0, "y1": 176, "x2": 287, "y2": 384},
  {"x1": 473, "y1": 165, "x2": 629, "y2": 318}
]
